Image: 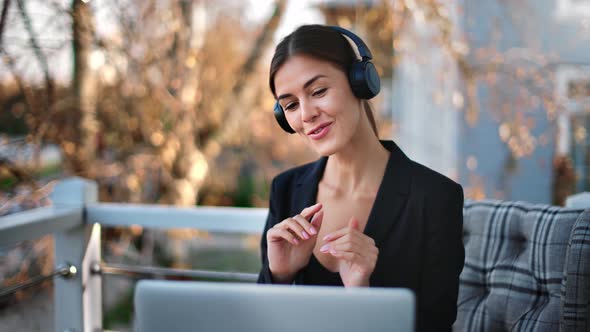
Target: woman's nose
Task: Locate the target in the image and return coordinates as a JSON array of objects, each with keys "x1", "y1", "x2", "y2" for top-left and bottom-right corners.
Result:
[{"x1": 300, "y1": 100, "x2": 319, "y2": 123}]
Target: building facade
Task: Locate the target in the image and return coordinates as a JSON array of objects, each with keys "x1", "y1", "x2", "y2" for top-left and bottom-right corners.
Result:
[{"x1": 392, "y1": 0, "x2": 590, "y2": 204}]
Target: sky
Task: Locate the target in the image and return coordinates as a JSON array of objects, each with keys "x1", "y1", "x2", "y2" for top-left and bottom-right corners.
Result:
[{"x1": 247, "y1": 0, "x2": 324, "y2": 41}]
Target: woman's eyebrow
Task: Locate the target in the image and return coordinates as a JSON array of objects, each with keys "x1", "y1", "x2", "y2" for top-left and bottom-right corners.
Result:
[{"x1": 277, "y1": 74, "x2": 327, "y2": 100}]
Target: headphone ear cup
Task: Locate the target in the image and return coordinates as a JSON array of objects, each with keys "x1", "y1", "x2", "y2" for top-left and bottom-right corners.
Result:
[
  {"x1": 349, "y1": 60, "x2": 380, "y2": 100},
  {"x1": 273, "y1": 101, "x2": 296, "y2": 134}
]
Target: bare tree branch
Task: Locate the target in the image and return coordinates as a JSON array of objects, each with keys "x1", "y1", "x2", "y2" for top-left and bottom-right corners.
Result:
[
  {"x1": 0, "y1": 48, "x2": 36, "y2": 119},
  {"x1": 15, "y1": 0, "x2": 54, "y2": 107},
  {"x1": 46, "y1": 0, "x2": 73, "y2": 18},
  {"x1": 203, "y1": 0, "x2": 287, "y2": 156},
  {"x1": 0, "y1": 0, "x2": 11, "y2": 46},
  {"x1": 231, "y1": 0, "x2": 287, "y2": 98}
]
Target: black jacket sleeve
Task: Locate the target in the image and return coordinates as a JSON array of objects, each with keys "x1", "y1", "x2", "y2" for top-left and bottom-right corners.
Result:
[
  {"x1": 418, "y1": 183, "x2": 465, "y2": 331},
  {"x1": 257, "y1": 178, "x2": 278, "y2": 284}
]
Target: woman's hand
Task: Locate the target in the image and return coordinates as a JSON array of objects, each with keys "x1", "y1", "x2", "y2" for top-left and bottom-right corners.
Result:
[
  {"x1": 267, "y1": 203, "x2": 324, "y2": 283},
  {"x1": 320, "y1": 217, "x2": 378, "y2": 287}
]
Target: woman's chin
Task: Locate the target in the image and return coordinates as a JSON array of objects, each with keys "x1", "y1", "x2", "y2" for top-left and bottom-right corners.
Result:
[{"x1": 308, "y1": 140, "x2": 341, "y2": 157}]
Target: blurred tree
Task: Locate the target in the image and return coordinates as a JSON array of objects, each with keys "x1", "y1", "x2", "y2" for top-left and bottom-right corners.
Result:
[
  {"x1": 0, "y1": 0, "x2": 583, "y2": 206},
  {"x1": 90, "y1": 0, "x2": 287, "y2": 205},
  {"x1": 71, "y1": 0, "x2": 97, "y2": 176},
  {"x1": 0, "y1": 0, "x2": 288, "y2": 207}
]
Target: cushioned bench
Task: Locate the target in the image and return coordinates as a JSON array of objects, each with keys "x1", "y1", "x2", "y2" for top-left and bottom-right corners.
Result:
[{"x1": 455, "y1": 200, "x2": 590, "y2": 331}]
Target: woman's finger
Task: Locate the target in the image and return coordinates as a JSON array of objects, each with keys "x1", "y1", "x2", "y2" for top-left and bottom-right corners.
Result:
[
  {"x1": 324, "y1": 240, "x2": 365, "y2": 255},
  {"x1": 322, "y1": 242, "x2": 374, "y2": 261},
  {"x1": 300, "y1": 203, "x2": 323, "y2": 220},
  {"x1": 292, "y1": 214, "x2": 318, "y2": 237},
  {"x1": 329, "y1": 248, "x2": 378, "y2": 266},
  {"x1": 321, "y1": 233, "x2": 360, "y2": 248},
  {"x1": 322, "y1": 226, "x2": 352, "y2": 242},
  {"x1": 323, "y1": 216, "x2": 361, "y2": 242},
  {"x1": 309, "y1": 210, "x2": 324, "y2": 233},
  {"x1": 278, "y1": 218, "x2": 310, "y2": 240},
  {"x1": 321, "y1": 222, "x2": 375, "y2": 248},
  {"x1": 267, "y1": 227, "x2": 300, "y2": 245},
  {"x1": 347, "y1": 231, "x2": 375, "y2": 248},
  {"x1": 328, "y1": 250, "x2": 359, "y2": 261},
  {"x1": 323, "y1": 226, "x2": 373, "y2": 244}
]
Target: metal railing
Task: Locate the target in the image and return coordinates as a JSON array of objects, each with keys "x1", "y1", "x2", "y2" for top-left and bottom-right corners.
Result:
[
  {"x1": 93, "y1": 262, "x2": 258, "y2": 283},
  {"x1": 0, "y1": 263, "x2": 78, "y2": 298},
  {"x1": 0, "y1": 177, "x2": 268, "y2": 332}
]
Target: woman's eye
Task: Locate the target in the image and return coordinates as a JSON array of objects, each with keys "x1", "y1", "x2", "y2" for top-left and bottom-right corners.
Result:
[
  {"x1": 284, "y1": 102, "x2": 298, "y2": 111},
  {"x1": 312, "y1": 88, "x2": 327, "y2": 97}
]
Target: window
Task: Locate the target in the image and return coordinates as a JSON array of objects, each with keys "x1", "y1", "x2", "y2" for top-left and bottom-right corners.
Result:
[
  {"x1": 570, "y1": 112, "x2": 590, "y2": 191},
  {"x1": 556, "y1": 65, "x2": 590, "y2": 192}
]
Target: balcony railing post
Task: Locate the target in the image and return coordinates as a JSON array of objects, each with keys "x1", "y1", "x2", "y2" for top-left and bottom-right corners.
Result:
[{"x1": 51, "y1": 177, "x2": 101, "y2": 332}]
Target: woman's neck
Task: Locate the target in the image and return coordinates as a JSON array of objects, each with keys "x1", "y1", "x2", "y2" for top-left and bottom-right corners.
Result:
[{"x1": 323, "y1": 127, "x2": 390, "y2": 196}]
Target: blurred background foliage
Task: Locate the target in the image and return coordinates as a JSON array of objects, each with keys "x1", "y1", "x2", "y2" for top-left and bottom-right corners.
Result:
[
  {"x1": 2, "y1": 0, "x2": 584, "y2": 208},
  {"x1": 0, "y1": 0, "x2": 584, "y2": 209}
]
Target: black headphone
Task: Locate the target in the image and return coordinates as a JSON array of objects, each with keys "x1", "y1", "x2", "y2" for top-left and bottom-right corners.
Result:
[{"x1": 273, "y1": 26, "x2": 381, "y2": 134}]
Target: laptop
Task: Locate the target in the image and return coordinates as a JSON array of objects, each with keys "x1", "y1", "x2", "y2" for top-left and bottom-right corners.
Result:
[{"x1": 134, "y1": 280, "x2": 415, "y2": 332}]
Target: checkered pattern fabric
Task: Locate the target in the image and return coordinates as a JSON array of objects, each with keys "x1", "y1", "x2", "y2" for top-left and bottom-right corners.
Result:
[{"x1": 454, "y1": 200, "x2": 590, "y2": 331}]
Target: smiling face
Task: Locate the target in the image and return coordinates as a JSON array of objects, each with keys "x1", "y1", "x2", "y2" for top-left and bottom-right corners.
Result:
[{"x1": 273, "y1": 54, "x2": 364, "y2": 156}]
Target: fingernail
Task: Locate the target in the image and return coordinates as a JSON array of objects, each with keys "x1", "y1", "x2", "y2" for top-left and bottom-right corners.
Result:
[
  {"x1": 323, "y1": 235, "x2": 331, "y2": 241},
  {"x1": 309, "y1": 227, "x2": 317, "y2": 235},
  {"x1": 293, "y1": 238, "x2": 299, "y2": 245},
  {"x1": 330, "y1": 249, "x2": 337, "y2": 255},
  {"x1": 301, "y1": 231, "x2": 309, "y2": 239},
  {"x1": 320, "y1": 244, "x2": 329, "y2": 252}
]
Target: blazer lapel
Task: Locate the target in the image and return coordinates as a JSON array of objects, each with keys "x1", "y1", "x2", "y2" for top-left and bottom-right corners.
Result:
[
  {"x1": 292, "y1": 156, "x2": 328, "y2": 214},
  {"x1": 363, "y1": 141, "x2": 411, "y2": 246}
]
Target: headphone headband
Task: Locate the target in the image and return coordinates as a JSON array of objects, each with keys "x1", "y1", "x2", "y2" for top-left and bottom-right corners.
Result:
[{"x1": 329, "y1": 26, "x2": 373, "y2": 61}]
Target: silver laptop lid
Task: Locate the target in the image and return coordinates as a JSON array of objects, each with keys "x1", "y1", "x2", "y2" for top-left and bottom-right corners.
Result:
[{"x1": 134, "y1": 280, "x2": 415, "y2": 332}]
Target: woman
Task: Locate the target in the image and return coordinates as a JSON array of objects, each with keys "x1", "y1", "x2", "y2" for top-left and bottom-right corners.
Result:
[{"x1": 257, "y1": 24, "x2": 464, "y2": 331}]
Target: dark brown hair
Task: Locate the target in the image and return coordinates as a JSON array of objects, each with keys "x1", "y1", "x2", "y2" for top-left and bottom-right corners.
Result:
[{"x1": 269, "y1": 24, "x2": 378, "y2": 136}]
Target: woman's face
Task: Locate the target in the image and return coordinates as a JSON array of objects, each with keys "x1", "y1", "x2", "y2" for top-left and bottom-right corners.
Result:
[{"x1": 274, "y1": 54, "x2": 363, "y2": 156}]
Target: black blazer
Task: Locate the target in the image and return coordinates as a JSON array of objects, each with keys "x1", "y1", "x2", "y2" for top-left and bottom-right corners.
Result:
[{"x1": 258, "y1": 140, "x2": 465, "y2": 332}]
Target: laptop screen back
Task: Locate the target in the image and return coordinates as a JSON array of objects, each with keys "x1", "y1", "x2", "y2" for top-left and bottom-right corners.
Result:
[{"x1": 134, "y1": 280, "x2": 415, "y2": 332}]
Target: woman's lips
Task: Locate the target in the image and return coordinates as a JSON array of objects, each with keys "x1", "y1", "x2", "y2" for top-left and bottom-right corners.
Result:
[{"x1": 308, "y1": 123, "x2": 332, "y2": 140}]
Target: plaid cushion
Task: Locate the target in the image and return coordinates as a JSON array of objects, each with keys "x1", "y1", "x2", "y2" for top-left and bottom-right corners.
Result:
[
  {"x1": 561, "y1": 210, "x2": 590, "y2": 330},
  {"x1": 454, "y1": 200, "x2": 590, "y2": 331}
]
